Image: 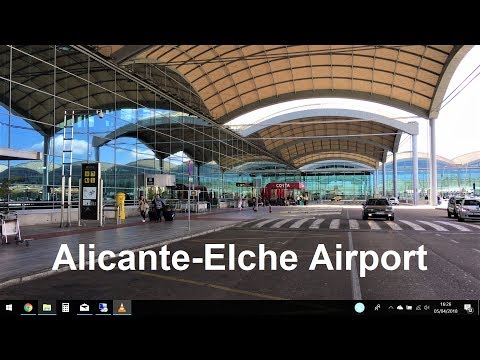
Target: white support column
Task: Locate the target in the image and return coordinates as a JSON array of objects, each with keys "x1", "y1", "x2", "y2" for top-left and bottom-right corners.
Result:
[
  {"x1": 393, "y1": 152, "x2": 398, "y2": 198},
  {"x1": 430, "y1": 118, "x2": 438, "y2": 206},
  {"x1": 382, "y1": 162, "x2": 386, "y2": 196},
  {"x1": 221, "y1": 171, "x2": 224, "y2": 196},
  {"x1": 43, "y1": 135, "x2": 49, "y2": 201},
  {"x1": 375, "y1": 167, "x2": 379, "y2": 197},
  {"x1": 372, "y1": 172, "x2": 375, "y2": 197},
  {"x1": 412, "y1": 134, "x2": 419, "y2": 205}
]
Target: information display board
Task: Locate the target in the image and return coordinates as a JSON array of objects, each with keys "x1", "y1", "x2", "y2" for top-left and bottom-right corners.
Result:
[{"x1": 81, "y1": 163, "x2": 101, "y2": 220}]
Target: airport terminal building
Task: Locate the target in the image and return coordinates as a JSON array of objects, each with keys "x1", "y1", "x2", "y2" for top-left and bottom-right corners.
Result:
[{"x1": 0, "y1": 45, "x2": 476, "y2": 209}]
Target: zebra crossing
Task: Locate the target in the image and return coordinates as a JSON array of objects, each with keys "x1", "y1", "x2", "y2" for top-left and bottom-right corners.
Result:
[{"x1": 236, "y1": 217, "x2": 480, "y2": 232}]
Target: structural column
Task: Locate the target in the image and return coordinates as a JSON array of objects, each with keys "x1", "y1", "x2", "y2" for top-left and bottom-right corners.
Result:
[
  {"x1": 221, "y1": 171, "x2": 224, "y2": 196},
  {"x1": 430, "y1": 118, "x2": 438, "y2": 206},
  {"x1": 393, "y1": 152, "x2": 398, "y2": 198},
  {"x1": 375, "y1": 167, "x2": 379, "y2": 197},
  {"x1": 196, "y1": 162, "x2": 201, "y2": 185},
  {"x1": 412, "y1": 134, "x2": 419, "y2": 205},
  {"x1": 382, "y1": 162, "x2": 386, "y2": 196},
  {"x1": 93, "y1": 146, "x2": 100, "y2": 162},
  {"x1": 43, "y1": 135, "x2": 50, "y2": 201}
]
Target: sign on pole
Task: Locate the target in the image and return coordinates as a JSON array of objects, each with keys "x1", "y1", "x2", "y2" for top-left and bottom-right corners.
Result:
[
  {"x1": 80, "y1": 162, "x2": 101, "y2": 220},
  {"x1": 236, "y1": 182, "x2": 253, "y2": 187}
]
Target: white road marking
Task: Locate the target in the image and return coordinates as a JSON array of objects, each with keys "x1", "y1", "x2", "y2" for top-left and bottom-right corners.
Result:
[
  {"x1": 329, "y1": 219, "x2": 340, "y2": 229},
  {"x1": 462, "y1": 223, "x2": 480, "y2": 230},
  {"x1": 473, "y1": 248, "x2": 480, "y2": 254},
  {"x1": 253, "y1": 218, "x2": 281, "y2": 228},
  {"x1": 435, "y1": 221, "x2": 471, "y2": 232},
  {"x1": 308, "y1": 218, "x2": 325, "y2": 229},
  {"x1": 367, "y1": 220, "x2": 381, "y2": 230},
  {"x1": 283, "y1": 211, "x2": 341, "y2": 216},
  {"x1": 450, "y1": 239, "x2": 459, "y2": 244},
  {"x1": 349, "y1": 219, "x2": 360, "y2": 230},
  {"x1": 385, "y1": 221, "x2": 402, "y2": 230},
  {"x1": 348, "y1": 231, "x2": 362, "y2": 301},
  {"x1": 290, "y1": 218, "x2": 315, "y2": 229},
  {"x1": 239, "y1": 218, "x2": 266, "y2": 227},
  {"x1": 399, "y1": 220, "x2": 425, "y2": 231},
  {"x1": 417, "y1": 220, "x2": 448, "y2": 231},
  {"x1": 270, "y1": 218, "x2": 294, "y2": 229}
]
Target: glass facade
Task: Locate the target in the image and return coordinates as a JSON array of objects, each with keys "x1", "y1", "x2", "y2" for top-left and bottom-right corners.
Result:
[
  {"x1": 0, "y1": 45, "x2": 267, "y2": 205},
  {"x1": 257, "y1": 161, "x2": 375, "y2": 201},
  {"x1": 382, "y1": 157, "x2": 480, "y2": 199}
]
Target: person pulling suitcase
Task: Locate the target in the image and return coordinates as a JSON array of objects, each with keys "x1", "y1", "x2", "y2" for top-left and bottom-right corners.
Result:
[{"x1": 152, "y1": 194, "x2": 166, "y2": 222}]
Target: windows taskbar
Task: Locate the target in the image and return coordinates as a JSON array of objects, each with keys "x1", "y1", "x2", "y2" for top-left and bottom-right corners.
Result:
[{"x1": 0, "y1": 300, "x2": 479, "y2": 318}]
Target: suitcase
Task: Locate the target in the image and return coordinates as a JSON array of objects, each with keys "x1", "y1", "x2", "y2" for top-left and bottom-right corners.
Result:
[
  {"x1": 148, "y1": 209, "x2": 158, "y2": 221},
  {"x1": 163, "y1": 210, "x2": 175, "y2": 221}
]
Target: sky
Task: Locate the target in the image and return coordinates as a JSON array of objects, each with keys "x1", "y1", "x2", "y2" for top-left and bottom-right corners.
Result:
[{"x1": 428, "y1": 45, "x2": 480, "y2": 159}]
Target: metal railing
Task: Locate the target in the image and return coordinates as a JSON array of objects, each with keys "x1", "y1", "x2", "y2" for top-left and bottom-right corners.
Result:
[
  {"x1": 101, "y1": 204, "x2": 121, "y2": 227},
  {"x1": 177, "y1": 200, "x2": 211, "y2": 213},
  {"x1": 0, "y1": 200, "x2": 80, "y2": 211},
  {"x1": 0, "y1": 199, "x2": 141, "y2": 212}
]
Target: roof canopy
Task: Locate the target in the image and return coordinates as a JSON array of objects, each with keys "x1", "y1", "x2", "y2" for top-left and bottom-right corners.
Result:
[{"x1": 98, "y1": 45, "x2": 472, "y2": 122}]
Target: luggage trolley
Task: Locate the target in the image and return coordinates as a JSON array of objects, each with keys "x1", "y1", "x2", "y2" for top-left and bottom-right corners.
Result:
[{"x1": 0, "y1": 212, "x2": 28, "y2": 246}]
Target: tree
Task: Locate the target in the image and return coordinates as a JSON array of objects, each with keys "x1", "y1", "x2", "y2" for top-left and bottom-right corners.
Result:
[
  {"x1": 0, "y1": 179, "x2": 14, "y2": 212},
  {"x1": 147, "y1": 187, "x2": 156, "y2": 200}
]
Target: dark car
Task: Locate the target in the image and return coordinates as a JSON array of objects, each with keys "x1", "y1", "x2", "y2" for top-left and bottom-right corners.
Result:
[{"x1": 362, "y1": 198, "x2": 394, "y2": 221}]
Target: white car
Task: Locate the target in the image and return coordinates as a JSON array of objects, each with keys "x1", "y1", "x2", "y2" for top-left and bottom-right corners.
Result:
[
  {"x1": 389, "y1": 197, "x2": 400, "y2": 205},
  {"x1": 457, "y1": 198, "x2": 480, "y2": 222}
]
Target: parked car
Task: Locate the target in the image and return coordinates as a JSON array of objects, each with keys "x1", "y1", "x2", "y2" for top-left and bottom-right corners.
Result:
[
  {"x1": 447, "y1": 196, "x2": 464, "y2": 218},
  {"x1": 457, "y1": 198, "x2": 480, "y2": 222},
  {"x1": 362, "y1": 198, "x2": 394, "y2": 221},
  {"x1": 331, "y1": 195, "x2": 342, "y2": 201},
  {"x1": 389, "y1": 197, "x2": 400, "y2": 205}
]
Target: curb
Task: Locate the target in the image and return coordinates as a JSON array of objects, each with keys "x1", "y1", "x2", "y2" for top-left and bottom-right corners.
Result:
[{"x1": 0, "y1": 222, "x2": 239, "y2": 290}]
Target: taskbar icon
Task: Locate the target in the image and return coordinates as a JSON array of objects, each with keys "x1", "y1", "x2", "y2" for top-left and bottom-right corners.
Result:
[{"x1": 113, "y1": 300, "x2": 132, "y2": 315}]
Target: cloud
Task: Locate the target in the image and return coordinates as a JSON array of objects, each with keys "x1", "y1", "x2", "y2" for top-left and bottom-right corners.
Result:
[
  {"x1": 31, "y1": 135, "x2": 156, "y2": 163},
  {"x1": 127, "y1": 147, "x2": 155, "y2": 160},
  {"x1": 31, "y1": 135, "x2": 90, "y2": 158}
]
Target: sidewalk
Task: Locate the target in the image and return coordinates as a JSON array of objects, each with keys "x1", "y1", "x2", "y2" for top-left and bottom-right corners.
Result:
[{"x1": 0, "y1": 206, "x2": 268, "y2": 286}]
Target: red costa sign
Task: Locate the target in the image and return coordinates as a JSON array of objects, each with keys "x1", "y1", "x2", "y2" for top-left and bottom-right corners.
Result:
[{"x1": 266, "y1": 182, "x2": 305, "y2": 190}]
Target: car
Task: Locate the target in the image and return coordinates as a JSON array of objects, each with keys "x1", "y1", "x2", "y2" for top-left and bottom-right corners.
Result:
[
  {"x1": 447, "y1": 196, "x2": 464, "y2": 218},
  {"x1": 331, "y1": 195, "x2": 343, "y2": 201},
  {"x1": 362, "y1": 198, "x2": 394, "y2": 221},
  {"x1": 457, "y1": 198, "x2": 480, "y2": 222},
  {"x1": 389, "y1": 197, "x2": 400, "y2": 205}
]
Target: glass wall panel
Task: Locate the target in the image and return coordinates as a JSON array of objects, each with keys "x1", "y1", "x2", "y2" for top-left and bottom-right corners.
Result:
[
  {"x1": 12, "y1": 48, "x2": 55, "y2": 95},
  {"x1": 0, "y1": 45, "x2": 11, "y2": 80},
  {"x1": 0, "y1": 109, "x2": 9, "y2": 148},
  {"x1": 55, "y1": 47, "x2": 89, "y2": 81}
]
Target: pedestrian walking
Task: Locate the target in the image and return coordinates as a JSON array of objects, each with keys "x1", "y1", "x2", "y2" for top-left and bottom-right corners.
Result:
[{"x1": 138, "y1": 195, "x2": 149, "y2": 222}]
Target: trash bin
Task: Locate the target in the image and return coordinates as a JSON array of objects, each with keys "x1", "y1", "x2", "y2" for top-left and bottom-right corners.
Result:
[{"x1": 115, "y1": 192, "x2": 126, "y2": 220}]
